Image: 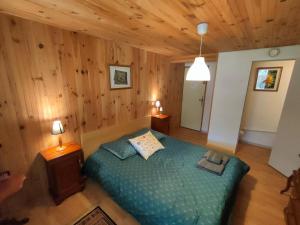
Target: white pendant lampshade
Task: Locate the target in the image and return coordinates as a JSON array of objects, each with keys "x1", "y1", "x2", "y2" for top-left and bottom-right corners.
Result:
[
  {"x1": 186, "y1": 22, "x2": 211, "y2": 81},
  {"x1": 186, "y1": 57, "x2": 210, "y2": 81}
]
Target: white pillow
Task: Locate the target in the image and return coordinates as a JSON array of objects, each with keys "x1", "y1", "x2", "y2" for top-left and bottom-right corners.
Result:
[{"x1": 128, "y1": 131, "x2": 164, "y2": 160}]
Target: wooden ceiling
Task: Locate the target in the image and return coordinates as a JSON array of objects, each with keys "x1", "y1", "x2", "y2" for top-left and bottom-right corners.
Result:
[{"x1": 0, "y1": 0, "x2": 300, "y2": 56}]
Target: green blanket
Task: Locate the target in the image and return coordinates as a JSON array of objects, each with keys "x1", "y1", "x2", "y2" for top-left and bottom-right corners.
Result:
[{"x1": 84, "y1": 136, "x2": 249, "y2": 225}]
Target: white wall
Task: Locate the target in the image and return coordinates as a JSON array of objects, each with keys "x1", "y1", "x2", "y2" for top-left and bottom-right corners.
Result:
[
  {"x1": 208, "y1": 45, "x2": 300, "y2": 152},
  {"x1": 240, "y1": 130, "x2": 275, "y2": 148},
  {"x1": 269, "y1": 59, "x2": 300, "y2": 176},
  {"x1": 240, "y1": 60, "x2": 295, "y2": 148},
  {"x1": 202, "y1": 62, "x2": 217, "y2": 132}
]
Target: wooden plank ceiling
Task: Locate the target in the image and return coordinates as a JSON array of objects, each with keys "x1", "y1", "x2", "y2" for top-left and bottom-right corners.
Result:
[{"x1": 0, "y1": 0, "x2": 300, "y2": 56}]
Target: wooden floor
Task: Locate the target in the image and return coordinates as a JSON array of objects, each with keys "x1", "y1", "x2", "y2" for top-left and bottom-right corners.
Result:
[{"x1": 2, "y1": 128, "x2": 288, "y2": 225}]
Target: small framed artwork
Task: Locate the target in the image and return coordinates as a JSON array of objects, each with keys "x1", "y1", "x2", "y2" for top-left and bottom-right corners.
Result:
[
  {"x1": 254, "y1": 67, "x2": 282, "y2": 91},
  {"x1": 109, "y1": 65, "x2": 132, "y2": 90}
]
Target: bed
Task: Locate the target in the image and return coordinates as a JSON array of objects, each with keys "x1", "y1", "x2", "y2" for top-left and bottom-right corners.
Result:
[{"x1": 84, "y1": 129, "x2": 249, "y2": 225}]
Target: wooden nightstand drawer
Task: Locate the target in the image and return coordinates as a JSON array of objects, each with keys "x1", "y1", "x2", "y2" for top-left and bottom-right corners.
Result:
[
  {"x1": 41, "y1": 143, "x2": 85, "y2": 205},
  {"x1": 151, "y1": 114, "x2": 171, "y2": 135}
]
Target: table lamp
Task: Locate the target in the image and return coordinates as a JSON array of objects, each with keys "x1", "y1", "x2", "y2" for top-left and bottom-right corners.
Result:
[
  {"x1": 52, "y1": 120, "x2": 65, "y2": 151},
  {"x1": 155, "y1": 100, "x2": 160, "y2": 114}
]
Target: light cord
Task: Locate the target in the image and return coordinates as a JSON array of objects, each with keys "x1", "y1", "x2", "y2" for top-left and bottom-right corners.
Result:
[{"x1": 199, "y1": 35, "x2": 203, "y2": 56}]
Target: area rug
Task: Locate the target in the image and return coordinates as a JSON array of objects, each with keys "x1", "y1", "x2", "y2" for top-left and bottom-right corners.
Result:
[{"x1": 74, "y1": 206, "x2": 116, "y2": 225}]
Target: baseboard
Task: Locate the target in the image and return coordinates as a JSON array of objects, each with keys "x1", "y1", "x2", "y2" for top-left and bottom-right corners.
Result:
[{"x1": 239, "y1": 140, "x2": 272, "y2": 150}]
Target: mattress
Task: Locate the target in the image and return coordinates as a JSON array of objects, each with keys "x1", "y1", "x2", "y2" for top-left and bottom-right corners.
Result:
[{"x1": 84, "y1": 135, "x2": 249, "y2": 225}]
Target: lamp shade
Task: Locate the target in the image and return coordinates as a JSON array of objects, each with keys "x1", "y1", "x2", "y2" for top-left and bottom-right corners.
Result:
[
  {"x1": 52, "y1": 120, "x2": 65, "y2": 135},
  {"x1": 186, "y1": 57, "x2": 210, "y2": 81},
  {"x1": 155, "y1": 100, "x2": 161, "y2": 108}
]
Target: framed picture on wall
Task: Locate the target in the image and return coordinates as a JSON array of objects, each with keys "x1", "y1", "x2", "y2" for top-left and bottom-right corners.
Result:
[
  {"x1": 109, "y1": 65, "x2": 132, "y2": 89},
  {"x1": 254, "y1": 67, "x2": 283, "y2": 91}
]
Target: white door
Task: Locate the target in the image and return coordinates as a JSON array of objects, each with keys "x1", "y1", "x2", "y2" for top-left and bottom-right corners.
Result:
[{"x1": 181, "y1": 67, "x2": 206, "y2": 131}]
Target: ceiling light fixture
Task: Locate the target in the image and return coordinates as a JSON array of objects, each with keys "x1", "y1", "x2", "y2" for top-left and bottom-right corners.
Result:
[{"x1": 186, "y1": 22, "x2": 210, "y2": 81}]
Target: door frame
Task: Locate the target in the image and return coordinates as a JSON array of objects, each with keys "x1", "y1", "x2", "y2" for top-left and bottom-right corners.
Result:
[{"x1": 200, "y1": 81, "x2": 207, "y2": 131}]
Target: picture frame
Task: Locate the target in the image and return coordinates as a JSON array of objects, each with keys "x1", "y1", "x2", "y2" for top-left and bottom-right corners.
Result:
[
  {"x1": 254, "y1": 67, "x2": 282, "y2": 92},
  {"x1": 109, "y1": 64, "x2": 132, "y2": 90}
]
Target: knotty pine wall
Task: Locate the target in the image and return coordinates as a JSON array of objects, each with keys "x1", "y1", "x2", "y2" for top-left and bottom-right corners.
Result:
[{"x1": 0, "y1": 14, "x2": 184, "y2": 207}]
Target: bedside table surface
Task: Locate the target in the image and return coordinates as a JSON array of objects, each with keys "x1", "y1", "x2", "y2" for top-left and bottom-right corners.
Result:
[
  {"x1": 152, "y1": 114, "x2": 170, "y2": 119},
  {"x1": 41, "y1": 143, "x2": 81, "y2": 161}
]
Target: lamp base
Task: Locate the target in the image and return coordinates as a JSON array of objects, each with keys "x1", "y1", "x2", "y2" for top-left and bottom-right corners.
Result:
[
  {"x1": 156, "y1": 107, "x2": 160, "y2": 115},
  {"x1": 56, "y1": 145, "x2": 66, "y2": 151},
  {"x1": 56, "y1": 135, "x2": 65, "y2": 151}
]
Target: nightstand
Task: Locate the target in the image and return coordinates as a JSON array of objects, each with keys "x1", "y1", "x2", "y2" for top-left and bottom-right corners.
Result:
[
  {"x1": 41, "y1": 143, "x2": 85, "y2": 205},
  {"x1": 151, "y1": 114, "x2": 171, "y2": 135}
]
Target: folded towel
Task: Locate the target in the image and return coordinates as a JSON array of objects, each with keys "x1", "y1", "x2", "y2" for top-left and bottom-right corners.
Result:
[
  {"x1": 204, "y1": 151, "x2": 223, "y2": 165},
  {"x1": 198, "y1": 154, "x2": 230, "y2": 175}
]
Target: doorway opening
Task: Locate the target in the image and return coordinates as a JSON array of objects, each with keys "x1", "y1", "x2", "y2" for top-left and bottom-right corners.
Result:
[
  {"x1": 240, "y1": 59, "x2": 295, "y2": 149},
  {"x1": 180, "y1": 62, "x2": 217, "y2": 132}
]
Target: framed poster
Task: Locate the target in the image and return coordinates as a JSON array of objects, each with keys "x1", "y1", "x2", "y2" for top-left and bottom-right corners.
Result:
[
  {"x1": 254, "y1": 67, "x2": 282, "y2": 91},
  {"x1": 109, "y1": 65, "x2": 132, "y2": 89}
]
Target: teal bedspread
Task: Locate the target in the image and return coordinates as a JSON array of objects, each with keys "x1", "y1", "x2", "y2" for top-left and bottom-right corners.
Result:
[{"x1": 84, "y1": 136, "x2": 249, "y2": 225}]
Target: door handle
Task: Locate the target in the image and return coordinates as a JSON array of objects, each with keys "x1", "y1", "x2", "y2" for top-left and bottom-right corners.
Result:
[{"x1": 199, "y1": 97, "x2": 204, "y2": 106}]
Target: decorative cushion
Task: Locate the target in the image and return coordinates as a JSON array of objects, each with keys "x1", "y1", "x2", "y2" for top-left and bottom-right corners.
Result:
[
  {"x1": 101, "y1": 135, "x2": 137, "y2": 160},
  {"x1": 129, "y1": 128, "x2": 166, "y2": 140},
  {"x1": 128, "y1": 131, "x2": 164, "y2": 160}
]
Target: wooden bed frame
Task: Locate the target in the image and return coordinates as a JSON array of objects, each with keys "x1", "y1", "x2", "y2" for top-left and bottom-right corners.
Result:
[{"x1": 81, "y1": 116, "x2": 151, "y2": 158}]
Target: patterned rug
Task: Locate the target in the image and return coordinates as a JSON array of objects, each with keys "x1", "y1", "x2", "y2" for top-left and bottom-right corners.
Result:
[{"x1": 74, "y1": 207, "x2": 116, "y2": 225}]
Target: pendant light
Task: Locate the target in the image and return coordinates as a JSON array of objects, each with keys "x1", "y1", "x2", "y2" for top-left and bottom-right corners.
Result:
[{"x1": 186, "y1": 22, "x2": 210, "y2": 81}]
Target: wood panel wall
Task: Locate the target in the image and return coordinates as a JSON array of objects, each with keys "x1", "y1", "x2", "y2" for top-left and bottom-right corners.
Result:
[{"x1": 0, "y1": 13, "x2": 184, "y2": 209}]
